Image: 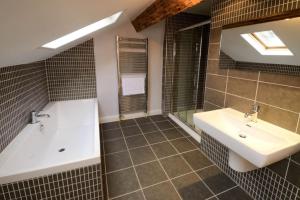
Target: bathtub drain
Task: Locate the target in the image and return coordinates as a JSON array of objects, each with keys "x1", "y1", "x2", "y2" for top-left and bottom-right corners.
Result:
[{"x1": 58, "y1": 148, "x2": 65, "y2": 152}]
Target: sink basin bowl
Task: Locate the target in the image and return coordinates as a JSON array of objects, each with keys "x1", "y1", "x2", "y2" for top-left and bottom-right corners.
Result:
[{"x1": 193, "y1": 108, "x2": 300, "y2": 172}]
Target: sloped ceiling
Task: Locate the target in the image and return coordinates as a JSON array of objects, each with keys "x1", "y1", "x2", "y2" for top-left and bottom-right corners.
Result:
[{"x1": 0, "y1": 0, "x2": 154, "y2": 68}]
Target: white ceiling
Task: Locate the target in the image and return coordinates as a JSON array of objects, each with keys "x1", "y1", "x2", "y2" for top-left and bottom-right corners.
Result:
[
  {"x1": 221, "y1": 17, "x2": 300, "y2": 66},
  {"x1": 0, "y1": 0, "x2": 154, "y2": 68}
]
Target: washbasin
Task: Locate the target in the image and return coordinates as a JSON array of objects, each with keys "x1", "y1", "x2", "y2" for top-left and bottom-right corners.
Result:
[{"x1": 193, "y1": 108, "x2": 300, "y2": 172}]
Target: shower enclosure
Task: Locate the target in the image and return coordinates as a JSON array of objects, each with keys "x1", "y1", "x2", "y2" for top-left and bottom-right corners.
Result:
[{"x1": 171, "y1": 21, "x2": 210, "y2": 127}]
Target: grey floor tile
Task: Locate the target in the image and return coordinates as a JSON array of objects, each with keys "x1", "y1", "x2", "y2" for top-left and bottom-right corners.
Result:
[
  {"x1": 197, "y1": 166, "x2": 236, "y2": 194},
  {"x1": 144, "y1": 131, "x2": 167, "y2": 144},
  {"x1": 139, "y1": 122, "x2": 159, "y2": 133},
  {"x1": 155, "y1": 121, "x2": 174, "y2": 130},
  {"x1": 135, "y1": 161, "x2": 168, "y2": 187},
  {"x1": 286, "y1": 161, "x2": 300, "y2": 188},
  {"x1": 143, "y1": 181, "x2": 181, "y2": 200},
  {"x1": 160, "y1": 155, "x2": 192, "y2": 178},
  {"x1": 162, "y1": 128, "x2": 185, "y2": 140},
  {"x1": 182, "y1": 150, "x2": 212, "y2": 170},
  {"x1": 171, "y1": 138, "x2": 197, "y2": 153},
  {"x1": 217, "y1": 187, "x2": 253, "y2": 200},
  {"x1": 126, "y1": 135, "x2": 148, "y2": 149},
  {"x1": 150, "y1": 115, "x2": 167, "y2": 122},
  {"x1": 120, "y1": 119, "x2": 137, "y2": 127},
  {"x1": 151, "y1": 142, "x2": 178, "y2": 158},
  {"x1": 105, "y1": 151, "x2": 132, "y2": 172},
  {"x1": 172, "y1": 173, "x2": 213, "y2": 200},
  {"x1": 122, "y1": 126, "x2": 142, "y2": 137},
  {"x1": 103, "y1": 129, "x2": 123, "y2": 141},
  {"x1": 130, "y1": 146, "x2": 156, "y2": 165},
  {"x1": 107, "y1": 168, "x2": 140, "y2": 198},
  {"x1": 136, "y1": 117, "x2": 152, "y2": 125},
  {"x1": 113, "y1": 190, "x2": 145, "y2": 200},
  {"x1": 104, "y1": 138, "x2": 127, "y2": 154},
  {"x1": 102, "y1": 121, "x2": 120, "y2": 130}
]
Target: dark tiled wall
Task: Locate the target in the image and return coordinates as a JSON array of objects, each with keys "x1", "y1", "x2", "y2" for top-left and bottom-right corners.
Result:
[
  {"x1": 202, "y1": 0, "x2": 300, "y2": 199},
  {"x1": 45, "y1": 39, "x2": 97, "y2": 101},
  {"x1": 162, "y1": 13, "x2": 210, "y2": 114},
  {"x1": 0, "y1": 61, "x2": 49, "y2": 153},
  {"x1": 0, "y1": 163, "x2": 102, "y2": 200}
]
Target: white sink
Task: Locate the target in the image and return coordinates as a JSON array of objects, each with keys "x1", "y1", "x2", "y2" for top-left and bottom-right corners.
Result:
[{"x1": 193, "y1": 108, "x2": 300, "y2": 172}]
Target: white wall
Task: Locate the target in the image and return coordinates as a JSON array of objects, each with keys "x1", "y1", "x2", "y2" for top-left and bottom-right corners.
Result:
[{"x1": 94, "y1": 20, "x2": 165, "y2": 122}]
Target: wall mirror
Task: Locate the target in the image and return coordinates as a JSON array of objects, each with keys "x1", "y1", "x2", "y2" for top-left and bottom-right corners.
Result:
[{"x1": 219, "y1": 16, "x2": 300, "y2": 75}]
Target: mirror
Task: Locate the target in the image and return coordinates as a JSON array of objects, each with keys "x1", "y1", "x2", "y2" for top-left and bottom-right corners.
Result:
[{"x1": 220, "y1": 17, "x2": 300, "y2": 74}]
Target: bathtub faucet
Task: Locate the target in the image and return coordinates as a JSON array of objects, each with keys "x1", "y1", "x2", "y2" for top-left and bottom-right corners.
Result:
[{"x1": 31, "y1": 111, "x2": 50, "y2": 124}]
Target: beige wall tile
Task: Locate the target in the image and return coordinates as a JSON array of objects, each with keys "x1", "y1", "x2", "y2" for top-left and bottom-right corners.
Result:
[
  {"x1": 206, "y1": 59, "x2": 227, "y2": 75},
  {"x1": 227, "y1": 77, "x2": 257, "y2": 99},
  {"x1": 257, "y1": 82, "x2": 300, "y2": 113},
  {"x1": 258, "y1": 104, "x2": 298, "y2": 132},
  {"x1": 225, "y1": 94, "x2": 255, "y2": 113},
  {"x1": 203, "y1": 101, "x2": 221, "y2": 111},
  {"x1": 205, "y1": 74, "x2": 227, "y2": 91},
  {"x1": 208, "y1": 43, "x2": 220, "y2": 60},
  {"x1": 228, "y1": 69, "x2": 259, "y2": 80},
  {"x1": 204, "y1": 88, "x2": 225, "y2": 107},
  {"x1": 260, "y1": 73, "x2": 300, "y2": 87},
  {"x1": 209, "y1": 28, "x2": 222, "y2": 43}
]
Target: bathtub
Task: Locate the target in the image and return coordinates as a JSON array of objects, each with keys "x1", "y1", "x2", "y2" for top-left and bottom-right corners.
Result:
[{"x1": 0, "y1": 98, "x2": 100, "y2": 184}]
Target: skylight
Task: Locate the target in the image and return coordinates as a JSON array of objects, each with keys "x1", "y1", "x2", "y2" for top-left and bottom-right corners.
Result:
[
  {"x1": 42, "y1": 11, "x2": 123, "y2": 49},
  {"x1": 241, "y1": 30, "x2": 293, "y2": 56}
]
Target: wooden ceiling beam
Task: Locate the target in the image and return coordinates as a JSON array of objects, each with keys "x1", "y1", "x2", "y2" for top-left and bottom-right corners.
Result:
[{"x1": 132, "y1": 0, "x2": 203, "y2": 32}]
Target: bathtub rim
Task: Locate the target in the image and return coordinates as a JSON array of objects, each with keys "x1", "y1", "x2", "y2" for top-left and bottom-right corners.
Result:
[{"x1": 0, "y1": 98, "x2": 100, "y2": 185}]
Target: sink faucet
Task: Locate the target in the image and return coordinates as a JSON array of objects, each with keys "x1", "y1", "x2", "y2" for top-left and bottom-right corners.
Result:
[
  {"x1": 31, "y1": 111, "x2": 50, "y2": 124},
  {"x1": 244, "y1": 103, "x2": 260, "y2": 122}
]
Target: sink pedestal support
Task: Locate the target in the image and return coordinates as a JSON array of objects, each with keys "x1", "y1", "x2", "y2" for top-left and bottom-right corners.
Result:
[{"x1": 228, "y1": 150, "x2": 258, "y2": 172}]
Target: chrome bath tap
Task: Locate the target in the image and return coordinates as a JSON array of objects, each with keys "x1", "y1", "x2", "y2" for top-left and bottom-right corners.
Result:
[
  {"x1": 244, "y1": 103, "x2": 260, "y2": 122},
  {"x1": 31, "y1": 111, "x2": 50, "y2": 124}
]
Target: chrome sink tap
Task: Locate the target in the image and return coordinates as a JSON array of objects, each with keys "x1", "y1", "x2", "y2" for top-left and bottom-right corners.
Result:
[
  {"x1": 31, "y1": 111, "x2": 50, "y2": 124},
  {"x1": 244, "y1": 103, "x2": 260, "y2": 122}
]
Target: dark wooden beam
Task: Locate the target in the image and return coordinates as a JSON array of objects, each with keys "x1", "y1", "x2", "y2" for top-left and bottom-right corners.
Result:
[{"x1": 132, "y1": 0, "x2": 203, "y2": 32}]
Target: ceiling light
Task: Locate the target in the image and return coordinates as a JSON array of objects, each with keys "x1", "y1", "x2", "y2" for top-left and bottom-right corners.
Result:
[
  {"x1": 241, "y1": 30, "x2": 293, "y2": 56},
  {"x1": 42, "y1": 11, "x2": 122, "y2": 49}
]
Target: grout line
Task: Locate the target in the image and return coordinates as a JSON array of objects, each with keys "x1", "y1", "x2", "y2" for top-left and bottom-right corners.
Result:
[
  {"x1": 117, "y1": 123, "x2": 147, "y2": 200},
  {"x1": 149, "y1": 118, "x2": 219, "y2": 200},
  {"x1": 104, "y1": 135, "x2": 189, "y2": 156},
  {"x1": 135, "y1": 118, "x2": 184, "y2": 200},
  {"x1": 254, "y1": 71, "x2": 260, "y2": 102},
  {"x1": 259, "y1": 80, "x2": 300, "y2": 89},
  {"x1": 100, "y1": 126, "x2": 110, "y2": 200},
  {"x1": 110, "y1": 189, "x2": 142, "y2": 200},
  {"x1": 228, "y1": 75, "x2": 258, "y2": 82},
  {"x1": 223, "y1": 68, "x2": 229, "y2": 107},
  {"x1": 296, "y1": 113, "x2": 300, "y2": 133},
  {"x1": 206, "y1": 72, "x2": 228, "y2": 78},
  {"x1": 208, "y1": 185, "x2": 239, "y2": 199},
  {"x1": 204, "y1": 100, "x2": 223, "y2": 108},
  {"x1": 284, "y1": 157, "x2": 291, "y2": 180}
]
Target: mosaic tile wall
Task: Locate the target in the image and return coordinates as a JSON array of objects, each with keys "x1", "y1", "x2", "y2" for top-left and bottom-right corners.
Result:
[
  {"x1": 0, "y1": 163, "x2": 102, "y2": 200},
  {"x1": 45, "y1": 39, "x2": 97, "y2": 101},
  {"x1": 0, "y1": 61, "x2": 49, "y2": 153},
  {"x1": 162, "y1": 13, "x2": 210, "y2": 114},
  {"x1": 202, "y1": 0, "x2": 300, "y2": 199},
  {"x1": 220, "y1": 51, "x2": 300, "y2": 76}
]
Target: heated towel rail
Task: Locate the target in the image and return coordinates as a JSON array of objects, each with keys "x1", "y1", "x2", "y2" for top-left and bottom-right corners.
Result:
[{"x1": 116, "y1": 36, "x2": 148, "y2": 119}]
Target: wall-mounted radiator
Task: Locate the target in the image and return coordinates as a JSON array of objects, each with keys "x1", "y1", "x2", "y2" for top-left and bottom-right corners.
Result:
[{"x1": 116, "y1": 36, "x2": 148, "y2": 119}]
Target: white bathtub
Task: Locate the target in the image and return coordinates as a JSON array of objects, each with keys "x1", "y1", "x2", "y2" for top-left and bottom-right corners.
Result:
[{"x1": 0, "y1": 99, "x2": 100, "y2": 184}]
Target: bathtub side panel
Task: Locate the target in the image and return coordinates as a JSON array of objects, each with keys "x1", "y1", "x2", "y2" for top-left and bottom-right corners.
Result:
[{"x1": 0, "y1": 163, "x2": 102, "y2": 200}]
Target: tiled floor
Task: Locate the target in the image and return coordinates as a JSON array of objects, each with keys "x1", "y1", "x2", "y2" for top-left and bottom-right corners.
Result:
[{"x1": 100, "y1": 115, "x2": 253, "y2": 200}]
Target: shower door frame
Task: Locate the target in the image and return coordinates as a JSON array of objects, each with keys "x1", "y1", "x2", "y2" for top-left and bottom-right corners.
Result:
[{"x1": 171, "y1": 20, "x2": 211, "y2": 127}]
